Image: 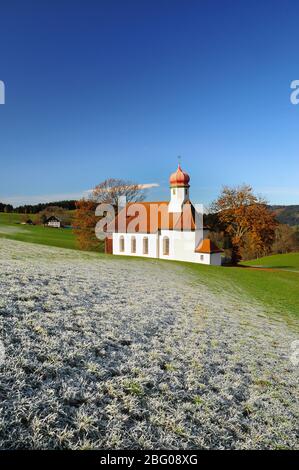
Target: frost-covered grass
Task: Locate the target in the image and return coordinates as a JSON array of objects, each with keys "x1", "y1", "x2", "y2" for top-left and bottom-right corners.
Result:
[
  {"x1": 185, "y1": 262, "x2": 299, "y2": 322},
  {"x1": 0, "y1": 239, "x2": 298, "y2": 449}
]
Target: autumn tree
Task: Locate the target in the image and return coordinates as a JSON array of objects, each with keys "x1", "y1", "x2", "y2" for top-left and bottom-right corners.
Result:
[
  {"x1": 73, "y1": 199, "x2": 101, "y2": 251},
  {"x1": 212, "y1": 185, "x2": 278, "y2": 264},
  {"x1": 74, "y1": 179, "x2": 145, "y2": 251},
  {"x1": 91, "y1": 178, "x2": 145, "y2": 212}
]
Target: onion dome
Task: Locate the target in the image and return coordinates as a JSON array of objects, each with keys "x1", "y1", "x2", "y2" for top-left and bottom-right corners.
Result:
[{"x1": 169, "y1": 164, "x2": 190, "y2": 187}]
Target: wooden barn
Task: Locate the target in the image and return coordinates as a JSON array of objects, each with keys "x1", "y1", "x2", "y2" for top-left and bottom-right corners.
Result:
[{"x1": 45, "y1": 216, "x2": 62, "y2": 228}]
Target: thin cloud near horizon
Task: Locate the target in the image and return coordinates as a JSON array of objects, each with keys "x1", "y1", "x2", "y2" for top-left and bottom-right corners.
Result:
[
  {"x1": 1, "y1": 185, "x2": 298, "y2": 207},
  {"x1": 0, "y1": 183, "x2": 160, "y2": 206}
]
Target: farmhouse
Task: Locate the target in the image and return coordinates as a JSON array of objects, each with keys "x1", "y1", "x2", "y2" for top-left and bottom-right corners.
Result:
[
  {"x1": 45, "y1": 216, "x2": 62, "y2": 228},
  {"x1": 107, "y1": 165, "x2": 222, "y2": 265}
]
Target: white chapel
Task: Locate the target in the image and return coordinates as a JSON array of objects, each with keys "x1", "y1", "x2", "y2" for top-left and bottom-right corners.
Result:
[{"x1": 107, "y1": 165, "x2": 222, "y2": 266}]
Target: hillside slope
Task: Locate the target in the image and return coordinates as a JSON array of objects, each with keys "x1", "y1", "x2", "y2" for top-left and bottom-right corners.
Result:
[
  {"x1": 270, "y1": 205, "x2": 299, "y2": 226},
  {"x1": 244, "y1": 252, "x2": 299, "y2": 271},
  {"x1": 0, "y1": 213, "x2": 76, "y2": 250},
  {"x1": 0, "y1": 239, "x2": 298, "y2": 449}
]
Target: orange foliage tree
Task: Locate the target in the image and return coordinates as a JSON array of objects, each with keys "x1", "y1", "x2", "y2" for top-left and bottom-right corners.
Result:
[
  {"x1": 73, "y1": 179, "x2": 145, "y2": 251},
  {"x1": 212, "y1": 185, "x2": 278, "y2": 264},
  {"x1": 73, "y1": 199, "x2": 102, "y2": 251}
]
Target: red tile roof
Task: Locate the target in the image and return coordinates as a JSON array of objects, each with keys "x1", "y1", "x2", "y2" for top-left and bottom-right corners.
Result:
[
  {"x1": 195, "y1": 239, "x2": 222, "y2": 254},
  {"x1": 106, "y1": 201, "x2": 208, "y2": 233}
]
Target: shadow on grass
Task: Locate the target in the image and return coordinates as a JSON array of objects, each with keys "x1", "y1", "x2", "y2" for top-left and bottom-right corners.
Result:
[{"x1": 238, "y1": 264, "x2": 295, "y2": 271}]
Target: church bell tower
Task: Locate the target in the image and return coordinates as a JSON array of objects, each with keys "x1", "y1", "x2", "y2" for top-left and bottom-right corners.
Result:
[{"x1": 168, "y1": 164, "x2": 190, "y2": 213}]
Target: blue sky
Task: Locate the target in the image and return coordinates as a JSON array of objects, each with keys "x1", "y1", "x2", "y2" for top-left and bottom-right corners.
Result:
[{"x1": 0, "y1": 0, "x2": 298, "y2": 206}]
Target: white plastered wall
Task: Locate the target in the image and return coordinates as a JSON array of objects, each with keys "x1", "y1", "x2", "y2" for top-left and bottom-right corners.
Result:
[
  {"x1": 159, "y1": 230, "x2": 222, "y2": 265},
  {"x1": 112, "y1": 231, "x2": 222, "y2": 266},
  {"x1": 160, "y1": 230, "x2": 199, "y2": 263},
  {"x1": 112, "y1": 232, "x2": 159, "y2": 258}
]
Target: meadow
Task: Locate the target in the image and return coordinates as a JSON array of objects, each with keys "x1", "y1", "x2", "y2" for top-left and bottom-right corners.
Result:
[
  {"x1": 244, "y1": 252, "x2": 299, "y2": 272},
  {"x1": 119, "y1": 254, "x2": 299, "y2": 322},
  {"x1": 0, "y1": 212, "x2": 77, "y2": 250},
  {"x1": 0, "y1": 239, "x2": 298, "y2": 449},
  {"x1": 0, "y1": 212, "x2": 298, "y2": 321},
  {"x1": 187, "y1": 262, "x2": 299, "y2": 322}
]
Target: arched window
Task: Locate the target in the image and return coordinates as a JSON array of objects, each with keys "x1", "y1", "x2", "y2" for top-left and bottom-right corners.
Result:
[
  {"x1": 163, "y1": 236, "x2": 170, "y2": 255},
  {"x1": 131, "y1": 236, "x2": 136, "y2": 254},
  {"x1": 143, "y1": 237, "x2": 149, "y2": 255},
  {"x1": 119, "y1": 235, "x2": 125, "y2": 252}
]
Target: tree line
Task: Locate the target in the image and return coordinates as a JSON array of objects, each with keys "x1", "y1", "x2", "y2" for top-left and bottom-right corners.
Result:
[
  {"x1": 0, "y1": 203, "x2": 13, "y2": 212},
  {"x1": 0, "y1": 200, "x2": 77, "y2": 214}
]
